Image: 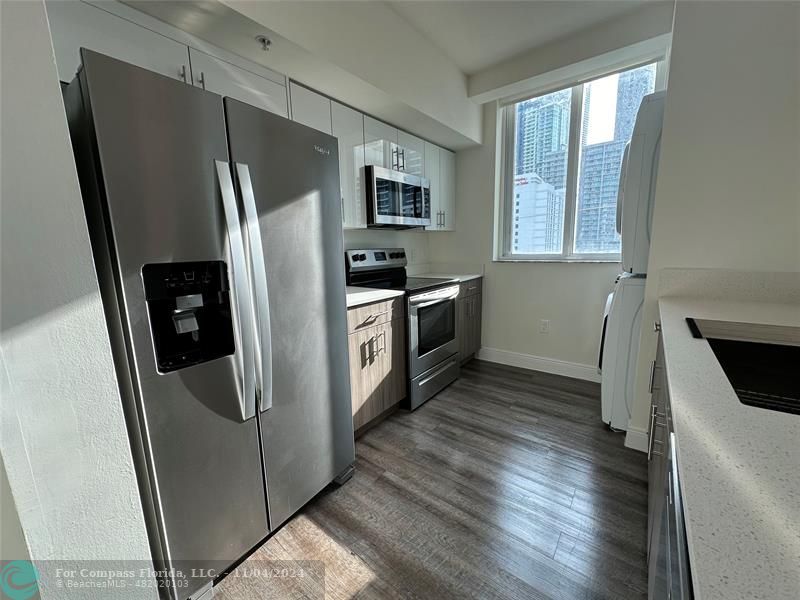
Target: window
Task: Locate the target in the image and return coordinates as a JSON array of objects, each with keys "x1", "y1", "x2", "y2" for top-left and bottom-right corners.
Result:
[{"x1": 497, "y1": 61, "x2": 661, "y2": 260}]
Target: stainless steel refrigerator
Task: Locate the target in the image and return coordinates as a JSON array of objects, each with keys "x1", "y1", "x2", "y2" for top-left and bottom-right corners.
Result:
[{"x1": 64, "y1": 49, "x2": 354, "y2": 599}]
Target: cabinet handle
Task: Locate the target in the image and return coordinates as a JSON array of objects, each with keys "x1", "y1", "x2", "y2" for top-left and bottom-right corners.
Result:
[
  {"x1": 647, "y1": 405, "x2": 657, "y2": 461},
  {"x1": 648, "y1": 360, "x2": 657, "y2": 393},
  {"x1": 197, "y1": 71, "x2": 206, "y2": 90},
  {"x1": 378, "y1": 331, "x2": 387, "y2": 354},
  {"x1": 366, "y1": 310, "x2": 388, "y2": 325},
  {"x1": 654, "y1": 321, "x2": 661, "y2": 332},
  {"x1": 179, "y1": 65, "x2": 187, "y2": 83},
  {"x1": 442, "y1": 211, "x2": 446, "y2": 228}
]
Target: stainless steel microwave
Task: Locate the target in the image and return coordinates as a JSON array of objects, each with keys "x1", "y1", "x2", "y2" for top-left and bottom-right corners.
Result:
[{"x1": 365, "y1": 165, "x2": 431, "y2": 228}]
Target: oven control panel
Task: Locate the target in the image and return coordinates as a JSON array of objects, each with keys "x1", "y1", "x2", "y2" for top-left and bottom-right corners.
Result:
[{"x1": 345, "y1": 248, "x2": 407, "y2": 272}]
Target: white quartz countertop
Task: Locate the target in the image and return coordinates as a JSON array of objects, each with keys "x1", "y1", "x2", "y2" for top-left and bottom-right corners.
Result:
[
  {"x1": 345, "y1": 286, "x2": 405, "y2": 309},
  {"x1": 658, "y1": 296, "x2": 800, "y2": 600},
  {"x1": 415, "y1": 272, "x2": 483, "y2": 282}
]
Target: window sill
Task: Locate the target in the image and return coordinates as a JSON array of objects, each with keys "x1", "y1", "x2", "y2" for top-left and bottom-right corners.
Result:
[{"x1": 493, "y1": 257, "x2": 620, "y2": 264}]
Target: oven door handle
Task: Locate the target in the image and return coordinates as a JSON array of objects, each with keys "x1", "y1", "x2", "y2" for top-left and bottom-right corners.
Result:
[{"x1": 409, "y1": 287, "x2": 460, "y2": 308}]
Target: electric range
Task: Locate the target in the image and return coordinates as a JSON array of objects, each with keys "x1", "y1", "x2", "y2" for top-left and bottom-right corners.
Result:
[{"x1": 345, "y1": 248, "x2": 461, "y2": 410}]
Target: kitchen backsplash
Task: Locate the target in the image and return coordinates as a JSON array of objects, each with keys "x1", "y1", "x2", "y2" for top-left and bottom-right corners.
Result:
[{"x1": 342, "y1": 229, "x2": 431, "y2": 267}]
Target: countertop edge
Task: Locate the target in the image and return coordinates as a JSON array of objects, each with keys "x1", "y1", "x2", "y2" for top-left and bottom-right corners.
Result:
[
  {"x1": 656, "y1": 295, "x2": 800, "y2": 600},
  {"x1": 345, "y1": 286, "x2": 405, "y2": 309}
]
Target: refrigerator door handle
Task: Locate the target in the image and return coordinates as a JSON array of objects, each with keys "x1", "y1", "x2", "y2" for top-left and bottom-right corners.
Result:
[
  {"x1": 215, "y1": 160, "x2": 256, "y2": 421},
  {"x1": 235, "y1": 162, "x2": 273, "y2": 412}
]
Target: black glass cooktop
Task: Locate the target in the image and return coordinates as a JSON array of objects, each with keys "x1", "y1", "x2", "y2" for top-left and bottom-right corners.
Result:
[{"x1": 363, "y1": 277, "x2": 457, "y2": 293}]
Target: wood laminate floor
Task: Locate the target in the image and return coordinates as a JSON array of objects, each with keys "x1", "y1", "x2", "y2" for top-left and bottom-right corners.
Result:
[{"x1": 216, "y1": 360, "x2": 648, "y2": 600}]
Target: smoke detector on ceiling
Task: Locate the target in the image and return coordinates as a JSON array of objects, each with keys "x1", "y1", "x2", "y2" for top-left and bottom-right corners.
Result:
[{"x1": 255, "y1": 35, "x2": 272, "y2": 52}]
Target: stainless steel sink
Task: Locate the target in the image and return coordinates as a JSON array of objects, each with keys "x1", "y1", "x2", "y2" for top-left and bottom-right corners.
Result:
[{"x1": 687, "y1": 318, "x2": 800, "y2": 415}]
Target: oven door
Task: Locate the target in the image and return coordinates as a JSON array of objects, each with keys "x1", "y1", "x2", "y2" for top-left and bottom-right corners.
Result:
[
  {"x1": 408, "y1": 285, "x2": 460, "y2": 377},
  {"x1": 366, "y1": 165, "x2": 431, "y2": 228}
]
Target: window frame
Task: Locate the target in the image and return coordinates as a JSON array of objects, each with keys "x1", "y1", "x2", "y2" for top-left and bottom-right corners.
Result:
[{"x1": 495, "y1": 58, "x2": 667, "y2": 263}]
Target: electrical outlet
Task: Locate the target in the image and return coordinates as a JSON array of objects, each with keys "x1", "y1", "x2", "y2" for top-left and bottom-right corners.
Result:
[{"x1": 539, "y1": 319, "x2": 550, "y2": 334}]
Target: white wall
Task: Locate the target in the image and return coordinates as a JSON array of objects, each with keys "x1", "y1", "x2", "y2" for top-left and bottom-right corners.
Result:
[
  {"x1": 628, "y1": 1, "x2": 800, "y2": 439},
  {"x1": 0, "y1": 1, "x2": 155, "y2": 595},
  {"x1": 429, "y1": 103, "x2": 619, "y2": 378},
  {"x1": 468, "y1": 1, "x2": 674, "y2": 103}
]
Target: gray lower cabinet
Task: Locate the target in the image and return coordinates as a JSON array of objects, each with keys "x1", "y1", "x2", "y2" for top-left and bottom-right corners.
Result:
[
  {"x1": 347, "y1": 298, "x2": 406, "y2": 435},
  {"x1": 648, "y1": 331, "x2": 693, "y2": 600},
  {"x1": 457, "y1": 278, "x2": 483, "y2": 364}
]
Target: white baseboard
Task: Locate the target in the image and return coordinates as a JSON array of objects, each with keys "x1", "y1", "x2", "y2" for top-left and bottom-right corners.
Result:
[
  {"x1": 476, "y1": 347, "x2": 601, "y2": 383},
  {"x1": 625, "y1": 426, "x2": 649, "y2": 453}
]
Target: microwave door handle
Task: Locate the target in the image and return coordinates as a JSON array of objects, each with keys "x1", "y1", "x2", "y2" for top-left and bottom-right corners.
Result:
[
  {"x1": 215, "y1": 160, "x2": 256, "y2": 421},
  {"x1": 235, "y1": 162, "x2": 273, "y2": 413}
]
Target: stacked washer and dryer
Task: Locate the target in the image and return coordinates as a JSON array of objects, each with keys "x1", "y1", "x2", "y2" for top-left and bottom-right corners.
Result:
[{"x1": 600, "y1": 91, "x2": 667, "y2": 431}]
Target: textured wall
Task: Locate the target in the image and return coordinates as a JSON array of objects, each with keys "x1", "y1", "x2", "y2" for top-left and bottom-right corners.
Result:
[{"x1": 0, "y1": 1, "x2": 156, "y2": 597}]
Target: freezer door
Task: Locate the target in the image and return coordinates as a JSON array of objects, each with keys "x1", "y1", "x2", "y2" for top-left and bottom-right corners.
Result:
[
  {"x1": 225, "y1": 98, "x2": 355, "y2": 529},
  {"x1": 75, "y1": 50, "x2": 268, "y2": 596}
]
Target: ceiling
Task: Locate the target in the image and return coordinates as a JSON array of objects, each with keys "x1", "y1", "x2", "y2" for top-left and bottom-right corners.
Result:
[{"x1": 388, "y1": 0, "x2": 652, "y2": 75}]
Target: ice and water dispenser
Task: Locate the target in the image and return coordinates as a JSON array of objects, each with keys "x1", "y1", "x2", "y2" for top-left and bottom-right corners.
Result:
[{"x1": 142, "y1": 261, "x2": 235, "y2": 373}]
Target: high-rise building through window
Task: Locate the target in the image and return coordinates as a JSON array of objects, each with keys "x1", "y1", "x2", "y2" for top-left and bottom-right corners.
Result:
[{"x1": 508, "y1": 62, "x2": 657, "y2": 257}]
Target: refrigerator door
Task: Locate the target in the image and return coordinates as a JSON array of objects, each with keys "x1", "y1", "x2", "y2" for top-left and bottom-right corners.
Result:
[
  {"x1": 75, "y1": 51, "x2": 268, "y2": 596},
  {"x1": 225, "y1": 98, "x2": 355, "y2": 529}
]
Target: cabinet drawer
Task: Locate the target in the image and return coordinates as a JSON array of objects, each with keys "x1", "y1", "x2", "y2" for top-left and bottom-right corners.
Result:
[
  {"x1": 460, "y1": 278, "x2": 482, "y2": 298},
  {"x1": 347, "y1": 297, "x2": 403, "y2": 333}
]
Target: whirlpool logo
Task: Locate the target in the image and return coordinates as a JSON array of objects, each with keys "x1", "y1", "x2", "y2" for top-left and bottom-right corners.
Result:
[
  {"x1": 313, "y1": 145, "x2": 331, "y2": 156},
  {"x1": 1, "y1": 561, "x2": 38, "y2": 600}
]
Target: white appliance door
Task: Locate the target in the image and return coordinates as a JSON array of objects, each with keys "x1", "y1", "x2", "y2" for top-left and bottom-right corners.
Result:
[
  {"x1": 620, "y1": 92, "x2": 666, "y2": 274},
  {"x1": 599, "y1": 290, "x2": 615, "y2": 423},
  {"x1": 600, "y1": 274, "x2": 646, "y2": 430}
]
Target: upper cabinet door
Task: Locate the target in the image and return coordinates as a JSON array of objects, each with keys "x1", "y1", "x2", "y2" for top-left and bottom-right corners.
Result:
[
  {"x1": 363, "y1": 116, "x2": 397, "y2": 169},
  {"x1": 424, "y1": 142, "x2": 441, "y2": 230},
  {"x1": 188, "y1": 48, "x2": 288, "y2": 118},
  {"x1": 395, "y1": 131, "x2": 425, "y2": 177},
  {"x1": 332, "y1": 102, "x2": 366, "y2": 229},
  {"x1": 46, "y1": 0, "x2": 190, "y2": 83},
  {"x1": 439, "y1": 148, "x2": 456, "y2": 231},
  {"x1": 289, "y1": 82, "x2": 332, "y2": 134}
]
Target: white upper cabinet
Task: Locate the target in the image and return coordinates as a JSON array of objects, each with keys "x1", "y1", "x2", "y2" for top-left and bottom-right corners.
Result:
[
  {"x1": 46, "y1": 0, "x2": 190, "y2": 83},
  {"x1": 438, "y1": 148, "x2": 456, "y2": 231},
  {"x1": 395, "y1": 132, "x2": 425, "y2": 177},
  {"x1": 188, "y1": 48, "x2": 288, "y2": 117},
  {"x1": 363, "y1": 116, "x2": 398, "y2": 169},
  {"x1": 332, "y1": 102, "x2": 366, "y2": 229},
  {"x1": 425, "y1": 144, "x2": 456, "y2": 231},
  {"x1": 424, "y1": 142, "x2": 441, "y2": 230},
  {"x1": 289, "y1": 82, "x2": 332, "y2": 134}
]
